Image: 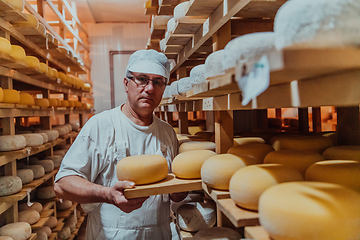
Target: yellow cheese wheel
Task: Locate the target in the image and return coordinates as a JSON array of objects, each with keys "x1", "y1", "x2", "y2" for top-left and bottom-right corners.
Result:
[
  {"x1": 322, "y1": 145, "x2": 360, "y2": 161},
  {"x1": 58, "y1": 72, "x2": 68, "y2": 83},
  {"x1": 37, "y1": 23, "x2": 46, "y2": 36},
  {"x1": 173, "y1": 150, "x2": 217, "y2": 179},
  {"x1": 14, "y1": 13, "x2": 38, "y2": 27},
  {"x1": 69, "y1": 101, "x2": 76, "y2": 108},
  {"x1": 0, "y1": 37, "x2": 12, "y2": 54},
  {"x1": 18, "y1": 202, "x2": 43, "y2": 213},
  {"x1": 61, "y1": 100, "x2": 69, "y2": 107},
  {"x1": 305, "y1": 160, "x2": 360, "y2": 192},
  {"x1": 25, "y1": 56, "x2": 40, "y2": 69},
  {"x1": 19, "y1": 92, "x2": 35, "y2": 105},
  {"x1": 48, "y1": 98, "x2": 58, "y2": 107},
  {"x1": 259, "y1": 182, "x2": 360, "y2": 240},
  {"x1": 227, "y1": 143, "x2": 275, "y2": 165},
  {"x1": 233, "y1": 137, "x2": 265, "y2": 146},
  {"x1": 201, "y1": 154, "x2": 246, "y2": 190},
  {"x1": 35, "y1": 98, "x2": 49, "y2": 109},
  {"x1": 229, "y1": 164, "x2": 303, "y2": 211},
  {"x1": 179, "y1": 141, "x2": 216, "y2": 153},
  {"x1": 0, "y1": 222, "x2": 31, "y2": 240},
  {"x1": 116, "y1": 154, "x2": 168, "y2": 185},
  {"x1": 263, "y1": 150, "x2": 324, "y2": 177},
  {"x1": 0, "y1": 87, "x2": 3, "y2": 102},
  {"x1": 10, "y1": 45, "x2": 26, "y2": 61},
  {"x1": 18, "y1": 210, "x2": 40, "y2": 224},
  {"x1": 2, "y1": 89, "x2": 20, "y2": 103},
  {"x1": 39, "y1": 62, "x2": 48, "y2": 74},
  {"x1": 47, "y1": 67, "x2": 53, "y2": 78},
  {"x1": 271, "y1": 135, "x2": 333, "y2": 154},
  {"x1": 51, "y1": 68, "x2": 58, "y2": 78},
  {"x1": 3, "y1": 0, "x2": 24, "y2": 11}
]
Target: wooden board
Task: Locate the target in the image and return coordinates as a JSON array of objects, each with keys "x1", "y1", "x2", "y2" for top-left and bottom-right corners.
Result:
[
  {"x1": 164, "y1": 45, "x2": 183, "y2": 53},
  {"x1": 245, "y1": 226, "x2": 272, "y2": 240},
  {"x1": 217, "y1": 198, "x2": 259, "y2": 227},
  {"x1": 202, "y1": 182, "x2": 230, "y2": 201},
  {"x1": 40, "y1": 209, "x2": 54, "y2": 218},
  {"x1": 0, "y1": 0, "x2": 27, "y2": 22},
  {"x1": 28, "y1": 233, "x2": 37, "y2": 240},
  {"x1": 31, "y1": 217, "x2": 49, "y2": 230},
  {"x1": 186, "y1": 0, "x2": 223, "y2": 16},
  {"x1": 52, "y1": 221, "x2": 65, "y2": 232},
  {"x1": 0, "y1": 188, "x2": 28, "y2": 202},
  {"x1": 151, "y1": 28, "x2": 166, "y2": 41},
  {"x1": 158, "y1": 5, "x2": 175, "y2": 15},
  {"x1": 23, "y1": 170, "x2": 58, "y2": 189},
  {"x1": 124, "y1": 174, "x2": 202, "y2": 199},
  {"x1": 166, "y1": 33, "x2": 192, "y2": 46},
  {"x1": 49, "y1": 232, "x2": 58, "y2": 240},
  {"x1": 57, "y1": 203, "x2": 78, "y2": 218},
  {"x1": 173, "y1": 17, "x2": 207, "y2": 34},
  {"x1": 235, "y1": 0, "x2": 287, "y2": 19}
]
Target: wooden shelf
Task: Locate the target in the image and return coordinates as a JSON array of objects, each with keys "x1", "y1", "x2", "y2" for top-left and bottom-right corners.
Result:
[
  {"x1": 202, "y1": 182, "x2": 230, "y2": 201},
  {"x1": 244, "y1": 226, "x2": 271, "y2": 240},
  {"x1": 23, "y1": 170, "x2": 58, "y2": 190},
  {"x1": 31, "y1": 216, "x2": 49, "y2": 230},
  {"x1": 173, "y1": 17, "x2": 207, "y2": 35},
  {"x1": 234, "y1": 0, "x2": 287, "y2": 19},
  {"x1": 185, "y1": 0, "x2": 223, "y2": 17},
  {"x1": 40, "y1": 209, "x2": 55, "y2": 218},
  {"x1": 29, "y1": 233, "x2": 37, "y2": 240},
  {"x1": 52, "y1": 221, "x2": 65, "y2": 232},
  {"x1": 0, "y1": 188, "x2": 28, "y2": 202},
  {"x1": 0, "y1": 0, "x2": 27, "y2": 22},
  {"x1": 57, "y1": 203, "x2": 78, "y2": 218},
  {"x1": 49, "y1": 232, "x2": 58, "y2": 240},
  {"x1": 0, "y1": 201, "x2": 14, "y2": 215}
]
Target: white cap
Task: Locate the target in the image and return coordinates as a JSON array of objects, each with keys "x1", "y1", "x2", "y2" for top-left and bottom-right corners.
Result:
[{"x1": 126, "y1": 49, "x2": 170, "y2": 83}]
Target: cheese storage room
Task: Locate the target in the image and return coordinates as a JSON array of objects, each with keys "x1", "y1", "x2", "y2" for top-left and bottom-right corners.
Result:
[{"x1": 0, "y1": 0, "x2": 360, "y2": 239}]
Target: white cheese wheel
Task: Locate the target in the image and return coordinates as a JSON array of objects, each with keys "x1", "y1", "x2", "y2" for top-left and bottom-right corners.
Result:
[
  {"x1": 17, "y1": 169, "x2": 34, "y2": 185},
  {"x1": 25, "y1": 56, "x2": 40, "y2": 69},
  {"x1": 36, "y1": 160, "x2": 54, "y2": 173},
  {"x1": 39, "y1": 63, "x2": 48, "y2": 74},
  {"x1": 233, "y1": 137, "x2": 265, "y2": 146},
  {"x1": 25, "y1": 165, "x2": 44, "y2": 179},
  {"x1": 18, "y1": 209, "x2": 40, "y2": 224},
  {"x1": 0, "y1": 222, "x2": 31, "y2": 240},
  {"x1": 230, "y1": 164, "x2": 303, "y2": 211},
  {"x1": 116, "y1": 154, "x2": 168, "y2": 185},
  {"x1": 35, "y1": 231, "x2": 47, "y2": 240},
  {"x1": 53, "y1": 150, "x2": 66, "y2": 157},
  {"x1": 35, "y1": 98, "x2": 49, "y2": 109},
  {"x1": 58, "y1": 227, "x2": 71, "y2": 240},
  {"x1": 2, "y1": 89, "x2": 20, "y2": 104},
  {"x1": 36, "y1": 226, "x2": 51, "y2": 237},
  {"x1": 170, "y1": 193, "x2": 203, "y2": 213},
  {"x1": 177, "y1": 202, "x2": 216, "y2": 232},
  {"x1": 56, "y1": 199, "x2": 72, "y2": 210},
  {"x1": 10, "y1": 45, "x2": 26, "y2": 61},
  {"x1": 152, "y1": 15, "x2": 172, "y2": 28},
  {"x1": 21, "y1": 133, "x2": 44, "y2": 147},
  {"x1": 18, "y1": 202, "x2": 43, "y2": 213},
  {"x1": 0, "y1": 135, "x2": 26, "y2": 151},
  {"x1": 0, "y1": 176, "x2": 22, "y2": 197},
  {"x1": 0, "y1": 37, "x2": 12, "y2": 55},
  {"x1": 19, "y1": 92, "x2": 35, "y2": 106},
  {"x1": 274, "y1": 0, "x2": 360, "y2": 49},
  {"x1": 53, "y1": 127, "x2": 67, "y2": 137},
  {"x1": 45, "y1": 155, "x2": 63, "y2": 168},
  {"x1": 201, "y1": 154, "x2": 246, "y2": 190},
  {"x1": 34, "y1": 130, "x2": 59, "y2": 142},
  {"x1": 227, "y1": 143, "x2": 275, "y2": 165},
  {"x1": 39, "y1": 133, "x2": 48, "y2": 143},
  {"x1": 173, "y1": 2, "x2": 190, "y2": 21},
  {"x1": 205, "y1": 50, "x2": 225, "y2": 79},
  {"x1": 322, "y1": 145, "x2": 360, "y2": 161},
  {"x1": 167, "y1": 18, "x2": 176, "y2": 33},
  {"x1": 0, "y1": 236, "x2": 14, "y2": 240},
  {"x1": 177, "y1": 77, "x2": 193, "y2": 95},
  {"x1": 45, "y1": 216, "x2": 57, "y2": 229},
  {"x1": 162, "y1": 86, "x2": 172, "y2": 99},
  {"x1": 64, "y1": 124, "x2": 72, "y2": 132},
  {"x1": 222, "y1": 32, "x2": 275, "y2": 72},
  {"x1": 179, "y1": 141, "x2": 215, "y2": 153},
  {"x1": 4, "y1": 0, "x2": 24, "y2": 11},
  {"x1": 305, "y1": 160, "x2": 360, "y2": 192},
  {"x1": 189, "y1": 64, "x2": 206, "y2": 85},
  {"x1": 194, "y1": 227, "x2": 242, "y2": 240},
  {"x1": 36, "y1": 186, "x2": 56, "y2": 200},
  {"x1": 70, "y1": 122, "x2": 80, "y2": 131},
  {"x1": 159, "y1": 38, "x2": 166, "y2": 52},
  {"x1": 259, "y1": 182, "x2": 360, "y2": 240},
  {"x1": 271, "y1": 135, "x2": 333, "y2": 154},
  {"x1": 170, "y1": 80, "x2": 179, "y2": 96},
  {"x1": 264, "y1": 150, "x2": 324, "y2": 177},
  {"x1": 173, "y1": 150, "x2": 217, "y2": 179}
]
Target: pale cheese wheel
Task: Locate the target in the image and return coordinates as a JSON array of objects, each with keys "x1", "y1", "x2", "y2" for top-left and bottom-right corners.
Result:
[
  {"x1": 19, "y1": 92, "x2": 35, "y2": 106},
  {"x1": 167, "y1": 18, "x2": 176, "y2": 33},
  {"x1": 64, "y1": 124, "x2": 72, "y2": 132},
  {"x1": 2, "y1": 89, "x2": 20, "y2": 104},
  {"x1": 53, "y1": 150, "x2": 66, "y2": 157},
  {"x1": 14, "y1": 13, "x2": 38, "y2": 27},
  {"x1": 17, "y1": 169, "x2": 34, "y2": 185},
  {"x1": 264, "y1": 150, "x2": 324, "y2": 176},
  {"x1": 64, "y1": 214, "x2": 77, "y2": 232},
  {"x1": 45, "y1": 216, "x2": 57, "y2": 229},
  {"x1": 18, "y1": 209, "x2": 40, "y2": 224},
  {"x1": 0, "y1": 236, "x2": 14, "y2": 240},
  {"x1": 36, "y1": 186, "x2": 56, "y2": 200},
  {"x1": 170, "y1": 80, "x2": 179, "y2": 96},
  {"x1": 305, "y1": 160, "x2": 360, "y2": 192},
  {"x1": 4, "y1": 0, "x2": 24, "y2": 11},
  {"x1": 45, "y1": 155, "x2": 62, "y2": 168},
  {"x1": 0, "y1": 222, "x2": 31, "y2": 240},
  {"x1": 194, "y1": 227, "x2": 242, "y2": 240},
  {"x1": 25, "y1": 165, "x2": 45, "y2": 179},
  {"x1": 0, "y1": 37, "x2": 12, "y2": 55},
  {"x1": 162, "y1": 85, "x2": 172, "y2": 99},
  {"x1": 259, "y1": 182, "x2": 360, "y2": 240},
  {"x1": 35, "y1": 98, "x2": 50, "y2": 109},
  {"x1": 179, "y1": 141, "x2": 215, "y2": 153},
  {"x1": 25, "y1": 56, "x2": 40, "y2": 69},
  {"x1": 39, "y1": 63, "x2": 48, "y2": 74},
  {"x1": 322, "y1": 145, "x2": 360, "y2": 160},
  {"x1": 36, "y1": 160, "x2": 54, "y2": 173},
  {"x1": 21, "y1": 133, "x2": 44, "y2": 147},
  {"x1": 189, "y1": 64, "x2": 206, "y2": 84},
  {"x1": 35, "y1": 231, "x2": 47, "y2": 240},
  {"x1": 233, "y1": 137, "x2": 265, "y2": 146},
  {"x1": 58, "y1": 227, "x2": 71, "y2": 240},
  {"x1": 70, "y1": 122, "x2": 80, "y2": 131},
  {"x1": 177, "y1": 77, "x2": 193, "y2": 95},
  {"x1": 39, "y1": 133, "x2": 48, "y2": 143},
  {"x1": 56, "y1": 199, "x2": 72, "y2": 210},
  {"x1": 205, "y1": 50, "x2": 225, "y2": 79},
  {"x1": 10, "y1": 45, "x2": 26, "y2": 61},
  {"x1": 201, "y1": 154, "x2": 246, "y2": 190},
  {"x1": 173, "y1": 150, "x2": 217, "y2": 179},
  {"x1": 52, "y1": 127, "x2": 67, "y2": 136},
  {"x1": 37, "y1": 226, "x2": 51, "y2": 237},
  {"x1": 152, "y1": 15, "x2": 172, "y2": 28},
  {"x1": 227, "y1": 143, "x2": 275, "y2": 165},
  {"x1": 170, "y1": 193, "x2": 203, "y2": 213},
  {"x1": 116, "y1": 154, "x2": 168, "y2": 185},
  {"x1": 0, "y1": 135, "x2": 26, "y2": 151},
  {"x1": 177, "y1": 202, "x2": 216, "y2": 232},
  {"x1": 18, "y1": 202, "x2": 43, "y2": 213},
  {"x1": 0, "y1": 176, "x2": 22, "y2": 197},
  {"x1": 229, "y1": 164, "x2": 303, "y2": 211},
  {"x1": 271, "y1": 135, "x2": 333, "y2": 154},
  {"x1": 35, "y1": 130, "x2": 59, "y2": 142},
  {"x1": 173, "y1": 2, "x2": 190, "y2": 21}
]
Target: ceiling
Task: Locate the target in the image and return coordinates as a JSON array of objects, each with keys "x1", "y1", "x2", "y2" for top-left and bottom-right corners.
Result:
[{"x1": 71, "y1": 0, "x2": 150, "y2": 23}]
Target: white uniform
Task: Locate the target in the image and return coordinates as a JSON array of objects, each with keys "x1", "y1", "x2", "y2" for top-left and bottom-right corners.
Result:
[{"x1": 55, "y1": 106, "x2": 179, "y2": 239}]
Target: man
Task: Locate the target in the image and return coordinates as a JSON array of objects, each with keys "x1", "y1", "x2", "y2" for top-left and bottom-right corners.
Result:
[{"x1": 54, "y1": 49, "x2": 187, "y2": 239}]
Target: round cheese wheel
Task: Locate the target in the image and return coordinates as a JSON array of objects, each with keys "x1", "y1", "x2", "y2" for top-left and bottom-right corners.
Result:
[
  {"x1": 152, "y1": 15, "x2": 172, "y2": 28},
  {"x1": 64, "y1": 124, "x2": 72, "y2": 132},
  {"x1": 259, "y1": 182, "x2": 360, "y2": 240},
  {"x1": 18, "y1": 209, "x2": 40, "y2": 224},
  {"x1": 264, "y1": 150, "x2": 324, "y2": 176},
  {"x1": 19, "y1": 92, "x2": 35, "y2": 106},
  {"x1": 0, "y1": 37, "x2": 12, "y2": 55},
  {"x1": 58, "y1": 227, "x2": 71, "y2": 240},
  {"x1": 60, "y1": 100, "x2": 70, "y2": 107},
  {"x1": 2, "y1": 89, "x2": 20, "y2": 104},
  {"x1": 271, "y1": 135, "x2": 333, "y2": 154},
  {"x1": 21, "y1": 133, "x2": 44, "y2": 147},
  {"x1": 167, "y1": 18, "x2": 176, "y2": 33},
  {"x1": 10, "y1": 45, "x2": 26, "y2": 61},
  {"x1": 45, "y1": 216, "x2": 57, "y2": 229},
  {"x1": 230, "y1": 164, "x2": 303, "y2": 211},
  {"x1": 194, "y1": 227, "x2": 242, "y2": 240},
  {"x1": 116, "y1": 154, "x2": 168, "y2": 185},
  {"x1": 70, "y1": 122, "x2": 80, "y2": 131},
  {"x1": 177, "y1": 202, "x2": 216, "y2": 232},
  {"x1": 39, "y1": 63, "x2": 48, "y2": 74},
  {"x1": 52, "y1": 127, "x2": 67, "y2": 136},
  {"x1": 170, "y1": 81, "x2": 179, "y2": 96},
  {"x1": 305, "y1": 160, "x2": 360, "y2": 192},
  {"x1": 179, "y1": 141, "x2": 215, "y2": 153},
  {"x1": 0, "y1": 135, "x2": 26, "y2": 151},
  {"x1": 34, "y1": 130, "x2": 59, "y2": 142},
  {"x1": 35, "y1": 98, "x2": 49, "y2": 109},
  {"x1": 274, "y1": 0, "x2": 360, "y2": 49},
  {"x1": 177, "y1": 77, "x2": 193, "y2": 95},
  {"x1": 51, "y1": 68, "x2": 58, "y2": 78},
  {"x1": 173, "y1": 150, "x2": 217, "y2": 179},
  {"x1": 36, "y1": 160, "x2": 54, "y2": 173},
  {"x1": 0, "y1": 176, "x2": 22, "y2": 197},
  {"x1": 36, "y1": 226, "x2": 51, "y2": 237},
  {"x1": 17, "y1": 169, "x2": 34, "y2": 185},
  {"x1": 162, "y1": 86, "x2": 172, "y2": 99},
  {"x1": 36, "y1": 186, "x2": 56, "y2": 199},
  {"x1": 205, "y1": 50, "x2": 225, "y2": 79},
  {"x1": 53, "y1": 150, "x2": 66, "y2": 157},
  {"x1": 201, "y1": 154, "x2": 246, "y2": 190},
  {"x1": 18, "y1": 202, "x2": 43, "y2": 213},
  {"x1": 233, "y1": 137, "x2": 265, "y2": 146},
  {"x1": 4, "y1": 0, "x2": 24, "y2": 10},
  {"x1": 25, "y1": 56, "x2": 40, "y2": 69},
  {"x1": 0, "y1": 222, "x2": 31, "y2": 240},
  {"x1": 174, "y1": 2, "x2": 190, "y2": 21},
  {"x1": 189, "y1": 64, "x2": 206, "y2": 85},
  {"x1": 0, "y1": 236, "x2": 14, "y2": 240},
  {"x1": 58, "y1": 72, "x2": 67, "y2": 83},
  {"x1": 170, "y1": 193, "x2": 203, "y2": 213},
  {"x1": 35, "y1": 231, "x2": 47, "y2": 240},
  {"x1": 56, "y1": 199, "x2": 72, "y2": 210},
  {"x1": 25, "y1": 165, "x2": 45, "y2": 179},
  {"x1": 14, "y1": 13, "x2": 38, "y2": 27},
  {"x1": 39, "y1": 133, "x2": 48, "y2": 143},
  {"x1": 322, "y1": 145, "x2": 360, "y2": 160},
  {"x1": 227, "y1": 143, "x2": 275, "y2": 165},
  {"x1": 64, "y1": 215, "x2": 77, "y2": 232},
  {"x1": 44, "y1": 155, "x2": 62, "y2": 168}
]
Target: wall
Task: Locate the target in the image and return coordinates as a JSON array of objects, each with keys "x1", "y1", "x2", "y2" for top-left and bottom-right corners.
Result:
[{"x1": 86, "y1": 23, "x2": 150, "y2": 114}]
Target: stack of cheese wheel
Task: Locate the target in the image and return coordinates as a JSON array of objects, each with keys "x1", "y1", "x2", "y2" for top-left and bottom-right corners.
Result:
[
  {"x1": 322, "y1": 145, "x2": 360, "y2": 160},
  {"x1": 35, "y1": 98, "x2": 49, "y2": 109},
  {"x1": 205, "y1": 50, "x2": 225, "y2": 79},
  {"x1": 194, "y1": 227, "x2": 242, "y2": 240},
  {"x1": 177, "y1": 202, "x2": 216, "y2": 232},
  {"x1": 0, "y1": 222, "x2": 32, "y2": 240},
  {"x1": 268, "y1": 118, "x2": 282, "y2": 128},
  {"x1": 2, "y1": 89, "x2": 20, "y2": 104},
  {"x1": 4, "y1": 0, "x2": 25, "y2": 10},
  {"x1": 274, "y1": 0, "x2": 360, "y2": 49},
  {"x1": 38, "y1": 132, "x2": 48, "y2": 143},
  {"x1": 19, "y1": 92, "x2": 35, "y2": 106},
  {"x1": 264, "y1": 150, "x2": 324, "y2": 177},
  {"x1": 0, "y1": 176, "x2": 22, "y2": 197},
  {"x1": 10, "y1": 45, "x2": 26, "y2": 61},
  {"x1": 21, "y1": 133, "x2": 44, "y2": 147},
  {"x1": 229, "y1": 164, "x2": 303, "y2": 211},
  {"x1": 25, "y1": 56, "x2": 40, "y2": 69},
  {"x1": 258, "y1": 182, "x2": 360, "y2": 240},
  {"x1": 233, "y1": 136, "x2": 265, "y2": 146},
  {"x1": 173, "y1": 1, "x2": 190, "y2": 21},
  {"x1": 0, "y1": 135, "x2": 26, "y2": 151},
  {"x1": 227, "y1": 143, "x2": 275, "y2": 165},
  {"x1": 179, "y1": 141, "x2": 215, "y2": 153},
  {"x1": 117, "y1": 154, "x2": 168, "y2": 185},
  {"x1": 61, "y1": 100, "x2": 70, "y2": 107},
  {"x1": 189, "y1": 64, "x2": 206, "y2": 85},
  {"x1": 18, "y1": 209, "x2": 40, "y2": 225}
]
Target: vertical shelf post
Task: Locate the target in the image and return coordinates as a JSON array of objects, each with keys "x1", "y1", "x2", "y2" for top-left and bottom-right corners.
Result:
[
  {"x1": 337, "y1": 106, "x2": 360, "y2": 145},
  {"x1": 312, "y1": 107, "x2": 321, "y2": 133},
  {"x1": 215, "y1": 110, "x2": 234, "y2": 154},
  {"x1": 298, "y1": 108, "x2": 309, "y2": 133}
]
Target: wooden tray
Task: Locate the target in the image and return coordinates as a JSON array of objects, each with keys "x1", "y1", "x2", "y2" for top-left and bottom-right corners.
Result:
[
  {"x1": 245, "y1": 226, "x2": 272, "y2": 240},
  {"x1": 124, "y1": 173, "x2": 202, "y2": 199}
]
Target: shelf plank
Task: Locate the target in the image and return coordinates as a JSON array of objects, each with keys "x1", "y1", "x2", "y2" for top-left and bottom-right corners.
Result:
[
  {"x1": 165, "y1": 32, "x2": 193, "y2": 46},
  {"x1": 244, "y1": 226, "x2": 272, "y2": 240},
  {"x1": 23, "y1": 170, "x2": 58, "y2": 189},
  {"x1": 0, "y1": 201, "x2": 14, "y2": 215},
  {"x1": 202, "y1": 182, "x2": 230, "y2": 201},
  {"x1": 173, "y1": 17, "x2": 207, "y2": 35},
  {"x1": 0, "y1": 107, "x2": 91, "y2": 118},
  {"x1": 49, "y1": 232, "x2": 58, "y2": 240},
  {"x1": 151, "y1": 28, "x2": 166, "y2": 41},
  {"x1": 42, "y1": 201, "x2": 55, "y2": 211},
  {"x1": 164, "y1": 45, "x2": 183, "y2": 53},
  {"x1": 57, "y1": 203, "x2": 78, "y2": 218},
  {"x1": 185, "y1": 0, "x2": 223, "y2": 16},
  {"x1": 0, "y1": 0, "x2": 27, "y2": 22},
  {"x1": 28, "y1": 233, "x2": 37, "y2": 240},
  {"x1": 32, "y1": 216, "x2": 49, "y2": 230},
  {"x1": 0, "y1": 148, "x2": 30, "y2": 167},
  {"x1": 40, "y1": 209, "x2": 54, "y2": 218},
  {"x1": 52, "y1": 221, "x2": 65, "y2": 232},
  {"x1": 158, "y1": 5, "x2": 175, "y2": 15},
  {"x1": 235, "y1": 0, "x2": 287, "y2": 19},
  {"x1": 0, "y1": 188, "x2": 28, "y2": 202}
]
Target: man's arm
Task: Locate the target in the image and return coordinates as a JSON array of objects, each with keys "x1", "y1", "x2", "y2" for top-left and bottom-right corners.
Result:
[{"x1": 54, "y1": 175, "x2": 148, "y2": 213}]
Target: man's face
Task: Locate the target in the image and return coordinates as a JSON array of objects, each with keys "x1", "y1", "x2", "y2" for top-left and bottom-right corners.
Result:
[{"x1": 124, "y1": 72, "x2": 166, "y2": 115}]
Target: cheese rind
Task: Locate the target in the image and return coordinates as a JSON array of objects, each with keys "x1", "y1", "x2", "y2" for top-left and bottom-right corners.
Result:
[
  {"x1": 0, "y1": 176, "x2": 22, "y2": 197},
  {"x1": 4, "y1": 0, "x2": 25, "y2": 10},
  {"x1": 45, "y1": 216, "x2": 57, "y2": 229},
  {"x1": 19, "y1": 92, "x2": 35, "y2": 106},
  {"x1": 18, "y1": 210, "x2": 40, "y2": 224},
  {"x1": 18, "y1": 202, "x2": 43, "y2": 213},
  {"x1": 173, "y1": 2, "x2": 190, "y2": 21},
  {"x1": 177, "y1": 202, "x2": 216, "y2": 232},
  {"x1": 21, "y1": 133, "x2": 44, "y2": 147},
  {"x1": 56, "y1": 199, "x2": 72, "y2": 210},
  {"x1": 10, "y1": 45, "x2": 26, "y2": 61},
  {"x1": 271, "y1": 135, "x2": 333, "y2": 154},
  {"x1": 34, "y1": 130, "x2": 59, "y2": 142},
  {"x1": 17, "y1": 169, "x2": 34, "y2": 185},
  {"x1": 179, "y1": 141, "x2": 215, "y2": 153},
  {"x1": 189, "y1": 64, "x2": 206, "y2": 85},
  {"x1": 25, "y1": 165, "x2": 45, "y2": 179},
  {"x1": 36, "y1": 186, "x2": 56, "y2": 199},
  {"x1": 233, "y1": 137, "x2": 265, "y2": 146},
  {"x1": 205, "y1": 50, "x2": 225, "y2": 79},
  {"x1": 0, "y1": 135, "x2": 26, "y2": 151},
  {"x1": 227, "y1": 143, "x2": 275, "y2": 165},
  {"x1": 2, "y1": 89, "x2": 20, "y2": 104},
  {"x1": 0, "y1": 222, "x2": 31, "y2": 240},
  {"x1": 35, "y1": 98, "x2": 50, "y2": 109},
  {"x1": 0, "y1": 37, "x2": 12, "y2": 55},
  {"x1": 322, "y1": 145, "x2": 360, "y2": 161},
  {"x1": 36, "y1": 160, "x2": 54, "y2": 173},
  {"x1": 25, "y1": 56, "x2": 40, "y2": 69}
]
